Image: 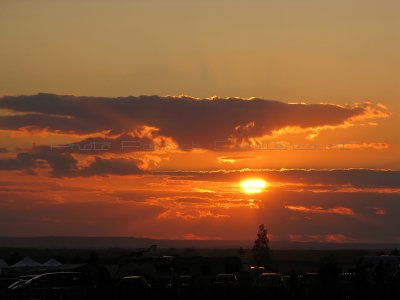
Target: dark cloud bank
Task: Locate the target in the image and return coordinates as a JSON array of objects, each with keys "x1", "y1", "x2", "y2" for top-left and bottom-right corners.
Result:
[
  {"x1": 0, "y1": 93, "x2": 387, "y2": 150},
  {"x1": 0, "y1": 94, "x2": 392, "y2": 179}
]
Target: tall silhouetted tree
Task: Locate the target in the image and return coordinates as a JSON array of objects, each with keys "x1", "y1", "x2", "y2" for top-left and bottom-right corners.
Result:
[{"x1": 252, "y1": 224, "x2": 270, "y2": 268}]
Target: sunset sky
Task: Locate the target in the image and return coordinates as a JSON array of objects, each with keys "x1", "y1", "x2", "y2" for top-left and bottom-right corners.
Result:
[{"x1": 0, "y1": 0, "x2": 399, "y2": 243}]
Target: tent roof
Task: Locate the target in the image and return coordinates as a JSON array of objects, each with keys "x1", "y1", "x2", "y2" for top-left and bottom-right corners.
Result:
[
  {"x1": 43, "y1": 258, "x2": 62, "y2": 267},
  {"x1": 11, "y1": 257, "x2": 42, "y2": 267}
]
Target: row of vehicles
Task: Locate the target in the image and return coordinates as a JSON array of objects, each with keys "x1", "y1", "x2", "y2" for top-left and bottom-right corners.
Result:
[
  {"x1": 2, "y1": 271, "x2": 282, "y2": 299},
  {"x1": 5, "y1": 272, "x2": 94, "y2": 299},
  {"x1": 2, "y1": 270, "x2": 394, "y2": 299},
  {"x1": 104, "y1": 272, "x2": 287, "y2": 299}
]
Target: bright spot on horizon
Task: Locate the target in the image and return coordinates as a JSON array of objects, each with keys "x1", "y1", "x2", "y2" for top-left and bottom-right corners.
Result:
[{"x1": 241, "y1": 178, "x2": 267, "y2": 194}]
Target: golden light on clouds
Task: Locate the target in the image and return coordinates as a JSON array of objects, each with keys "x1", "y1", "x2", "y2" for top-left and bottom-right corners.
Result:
[
  {"x1": 241, "y1": 178, "x2": 267, "y2": 194},
  {"x1": 0, "y1": 0, "x2": 398, "y2": 242}
]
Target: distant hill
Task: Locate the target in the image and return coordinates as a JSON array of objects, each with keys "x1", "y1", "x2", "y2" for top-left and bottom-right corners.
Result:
[
  {"x1": 0, "y1": 236, "x2": 247, "y2": 249},
  {"x1": 0, "y1": 236, "x2": 398, "y2": 250}
]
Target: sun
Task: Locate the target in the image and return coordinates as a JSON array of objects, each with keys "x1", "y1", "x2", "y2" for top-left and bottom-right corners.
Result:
[{"x1": 241, "y1": 178, "x2": 267, "y2": 194}]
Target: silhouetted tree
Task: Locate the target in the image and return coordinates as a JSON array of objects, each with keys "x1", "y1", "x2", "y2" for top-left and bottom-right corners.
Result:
[
  {"x1": 252, "y1": 224, "x2": 270, "y2": 268},
  {"x1": 390, "y1": 248, "x2": 399, "y2": 256}
]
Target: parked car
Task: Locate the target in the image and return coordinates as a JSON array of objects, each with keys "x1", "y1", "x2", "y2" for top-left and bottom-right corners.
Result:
[
  {"x1": 177, "y1": 274, "x2": 193, "y2": 289},
  {"x1": 212, "y1": 273, "x2": 238, "y2": 295},
  {"x1": 8, "y1": 272, "x2": 94, "y2": 299},
  {"x1": 7, "y1": 274, "x2": 37, "y2": 291},
  {"x1": 166, "y1": 274, "x2": 194, "y2": 295},
  {"x1": 253, "y1": 272, "x2": 283, "y2": 298},
  {"x1": 300, "y1": 272, "x2": 320, "y2": 298},
  {"x1": 115, "y1": 275, "x2": 151, "y2": 299},
  {"x1": 339, "y1": 272, "x2": 357, "y2": 299},
  {"x1": 0, "y1": 277, "x2": 20, "y2": 298}
]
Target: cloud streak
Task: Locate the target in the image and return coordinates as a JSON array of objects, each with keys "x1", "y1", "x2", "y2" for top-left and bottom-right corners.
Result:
[
  {"x1": 160, "y1": 169, "x2": 400, "y2": 189},
  {"x1": 284, "y1": 205, "x2": 355, "y2": 216}
]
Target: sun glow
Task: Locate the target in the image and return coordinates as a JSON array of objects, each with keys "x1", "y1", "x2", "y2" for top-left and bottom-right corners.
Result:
[{"x1": 241, "y1": 178, "x2": 267, "y2": 194}]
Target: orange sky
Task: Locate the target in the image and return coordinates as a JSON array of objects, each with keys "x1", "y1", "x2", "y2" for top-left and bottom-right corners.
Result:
[{"x1": 0, "y1": 0, "x2": 399, "y2": 242}]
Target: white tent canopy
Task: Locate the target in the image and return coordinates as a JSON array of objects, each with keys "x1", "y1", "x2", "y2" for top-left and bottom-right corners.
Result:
[
  {"x1": 11, "y1": 257, "x2": 42, "y2": 267},
  {"x1": 43, "y1": 258, "x2": 62, "y2": 267}
]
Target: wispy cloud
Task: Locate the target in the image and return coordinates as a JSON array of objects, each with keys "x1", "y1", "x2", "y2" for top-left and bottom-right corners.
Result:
[
  {"x1": 288, "y1": 234, "x2": 354, "y2": 243},
  {"x1": 284, "y1": 205, "x2": 355, "y2": 216}
]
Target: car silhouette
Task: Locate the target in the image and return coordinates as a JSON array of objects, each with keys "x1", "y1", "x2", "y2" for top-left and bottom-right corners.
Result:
[{"x1": 8, "y1": 271, "x2": 94, "y2": 299}]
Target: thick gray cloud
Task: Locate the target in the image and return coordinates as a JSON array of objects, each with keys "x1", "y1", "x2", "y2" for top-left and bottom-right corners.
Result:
[
  {"x1": 0, "y1": 93, "x2": 385, "y2": 150},
  {"x1": 0, "y1": 149, "x2": 78, "y2": 177},
  {"x1": 49, "y1": 132, "x2": 172, "y2": 154},
  {"x1": 79, "y1": 157, "x2": 143, "y2": 177},
  {"x1": 0, "y1": 147, "x2": 144, "y2": 177}
]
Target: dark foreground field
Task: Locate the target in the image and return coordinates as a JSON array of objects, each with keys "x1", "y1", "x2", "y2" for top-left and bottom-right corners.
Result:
[{"x1": 1, "y1": 247, "x2": 400, "y2": 300}]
